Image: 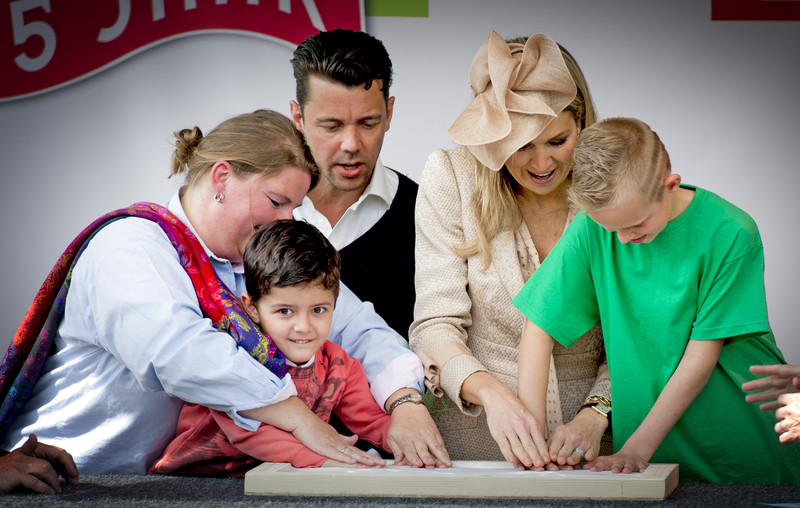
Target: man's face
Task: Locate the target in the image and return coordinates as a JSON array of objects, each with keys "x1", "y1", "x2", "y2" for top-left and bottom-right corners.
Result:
[{"x1": 291, "y1": 76, "x2": 394, "y2": 196}]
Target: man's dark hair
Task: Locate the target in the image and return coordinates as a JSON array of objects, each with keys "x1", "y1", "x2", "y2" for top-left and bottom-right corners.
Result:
[
  {"x1": 291, "y1": 29, "x2": 393, "y2": 107},
  {"x1": 243, "y1": 220, "x2": 341, "y2": 302}
]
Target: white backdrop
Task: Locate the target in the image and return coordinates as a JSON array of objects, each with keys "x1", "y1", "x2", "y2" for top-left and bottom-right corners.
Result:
[{"x1": 1, "y1": 0, "x2": 798, "y2": 363}]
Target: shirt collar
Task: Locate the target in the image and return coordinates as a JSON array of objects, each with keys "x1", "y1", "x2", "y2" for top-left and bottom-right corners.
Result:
[
  {"x1": 297, "y1": 158, "x2": 396, "y2": 215},
  {"x1": 286, "y1": 354, "x2": 316, "y2": 368},
  {"x1": 355, "y1": 159, "x2": 395, "y2": 209}
]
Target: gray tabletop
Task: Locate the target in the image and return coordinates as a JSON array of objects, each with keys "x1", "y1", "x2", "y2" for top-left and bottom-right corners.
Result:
[{"x1": 1, "y1": 475, "x2": 799, "y2": 508}]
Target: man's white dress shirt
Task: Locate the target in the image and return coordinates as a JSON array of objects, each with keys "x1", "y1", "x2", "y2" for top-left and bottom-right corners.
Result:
[{"x1": 294, "y1": 160, "x2": 398, "y2": 250}]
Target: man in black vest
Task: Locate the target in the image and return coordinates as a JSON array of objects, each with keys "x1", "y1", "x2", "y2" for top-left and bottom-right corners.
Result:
[
  {"x1": 290, "y1": 29, "x2": 416, "y2": 342},
  {"x1": 289, "y1": 29, "x2": 449, "y2": 469}
]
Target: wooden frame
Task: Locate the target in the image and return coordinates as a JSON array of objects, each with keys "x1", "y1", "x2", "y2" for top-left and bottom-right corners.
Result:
[{"x1": 244, "y1": 461, "x2": 679, "y2": 500}]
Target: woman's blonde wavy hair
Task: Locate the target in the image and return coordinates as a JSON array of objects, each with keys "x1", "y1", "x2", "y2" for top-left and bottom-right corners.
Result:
[{"x1": 455, "y1": 41, "x2": 597, "y2": 269}]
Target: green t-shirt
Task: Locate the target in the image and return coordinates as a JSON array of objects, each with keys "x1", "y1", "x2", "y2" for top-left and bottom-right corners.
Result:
[{"x1": 513, "y1": 186, "x2": 800, "y2": 484}]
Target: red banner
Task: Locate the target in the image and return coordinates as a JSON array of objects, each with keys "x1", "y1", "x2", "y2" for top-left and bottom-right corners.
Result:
[
  {"x1": 1, "y1": 0, "x2": 364, "y2": 102},
  {"x1": 712, "y1": 0, "x2": 800, "y2": 20}
]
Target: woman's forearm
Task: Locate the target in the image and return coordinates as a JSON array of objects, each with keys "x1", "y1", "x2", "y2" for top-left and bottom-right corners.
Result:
[{"x1": 460, "y1": 370, "x2": 515, "y2": 407}]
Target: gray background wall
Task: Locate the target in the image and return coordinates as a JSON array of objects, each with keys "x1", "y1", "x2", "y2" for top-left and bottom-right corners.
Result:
[{"x1": 1, "y1": 0, "x2": 798, "y2": 363}]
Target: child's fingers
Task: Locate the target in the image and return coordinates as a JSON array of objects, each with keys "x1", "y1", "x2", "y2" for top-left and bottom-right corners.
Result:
[{"x1": 343, "y1": 447, "x2": 385, "y2": 467}]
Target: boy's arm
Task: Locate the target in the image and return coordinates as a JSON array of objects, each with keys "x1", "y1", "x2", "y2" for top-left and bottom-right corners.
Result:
[
  {"x1": 518, "y1": 320, "x2": 553, "y2": 431},
  {"x1": 548, "y1": 328, "x2": 610, "y2": 465},
  {"x1": 239, "y1": 398, "x2": 375, "y2": 466},
  {"x1": 510, "y1": 319, "x2": 553, "y2": 468},
  {"x1": 588, "y1": 338, "x2": 724, "y2": 473},
  {"x1": 332, "y1": 354, "x2": 393, "y2": 454},
  {"x1": 212, "y1": 409, "x2": 330, "y2": 468}
]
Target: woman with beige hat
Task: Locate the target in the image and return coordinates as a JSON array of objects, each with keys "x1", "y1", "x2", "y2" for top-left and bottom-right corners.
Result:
[{"x1": 410, "y1": 31, "x2": 610, "y2": 470}]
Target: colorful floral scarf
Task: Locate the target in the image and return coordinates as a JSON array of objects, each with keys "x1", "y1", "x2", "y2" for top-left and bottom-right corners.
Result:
[{"x1": 0, "y1": 202, "x2": 286, "y2": 435}]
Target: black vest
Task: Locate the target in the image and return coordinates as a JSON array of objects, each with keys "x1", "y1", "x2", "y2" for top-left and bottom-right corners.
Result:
[{"x1": 338, "y1": 170, "x2": 417, "y2": 340}]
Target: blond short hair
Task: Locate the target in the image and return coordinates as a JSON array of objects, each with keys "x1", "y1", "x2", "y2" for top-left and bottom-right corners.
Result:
[{"x1": 569, "y1": 117, "x2": 671, "y2": 212}]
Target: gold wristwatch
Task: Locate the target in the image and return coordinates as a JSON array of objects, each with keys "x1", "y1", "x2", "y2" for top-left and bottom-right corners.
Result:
[
  {"x1": 388, "y1": 392, "x2": 424, "y2": 413},
  {"x1": 582, "y1": 395, "x2": 611, "y2": 418}
]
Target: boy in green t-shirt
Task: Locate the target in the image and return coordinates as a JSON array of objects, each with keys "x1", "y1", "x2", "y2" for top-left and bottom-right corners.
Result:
[{"x1": 513, "y1": 117, "x2": 800, "y2": 483}]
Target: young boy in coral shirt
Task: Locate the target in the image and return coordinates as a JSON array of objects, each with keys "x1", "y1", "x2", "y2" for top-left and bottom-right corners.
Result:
[{"x1": 150, "y1": 220, "x2": 391, "y2": 476}]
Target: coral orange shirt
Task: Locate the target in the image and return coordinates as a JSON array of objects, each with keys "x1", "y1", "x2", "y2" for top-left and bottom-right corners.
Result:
[{"x1": 149, "y1": 341, "x2": 391, "y2": 476}]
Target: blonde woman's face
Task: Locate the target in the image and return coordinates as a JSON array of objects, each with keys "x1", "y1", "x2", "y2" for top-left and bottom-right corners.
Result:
[{"x1": 504, "y1": 112, "x2": 579, "y2": 198}]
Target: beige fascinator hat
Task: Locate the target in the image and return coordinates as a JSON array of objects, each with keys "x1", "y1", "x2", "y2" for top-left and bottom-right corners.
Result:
[{"x1": 448, "y1": 31, "x2": 577, "y2": 171}]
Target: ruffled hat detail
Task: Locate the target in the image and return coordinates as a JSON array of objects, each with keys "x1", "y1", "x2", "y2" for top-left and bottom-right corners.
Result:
[{"x1": 448, "y1": 31, "x2": 577, "y2": 171}]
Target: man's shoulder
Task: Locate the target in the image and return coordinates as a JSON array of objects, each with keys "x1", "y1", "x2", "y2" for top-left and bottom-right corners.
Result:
[
  {"x1": 384, "y1": 167, "x2": 419, "y2": 190},
  {"x1": 381, "y1": 167, "x2": 418, "y2": 208}
]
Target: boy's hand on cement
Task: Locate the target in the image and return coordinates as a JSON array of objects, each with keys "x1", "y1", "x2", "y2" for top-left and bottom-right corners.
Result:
[
  {"x1": 321, "y1": 458, "x2": 372, "y2": 469},
  {"x1": 585, "y1": 450, "x2": 648, "y2": 474}
]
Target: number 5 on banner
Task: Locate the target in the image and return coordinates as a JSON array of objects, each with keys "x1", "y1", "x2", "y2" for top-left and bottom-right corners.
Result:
[{"x1": 10, "y1": 0, "x2": 56, "y2": 72}]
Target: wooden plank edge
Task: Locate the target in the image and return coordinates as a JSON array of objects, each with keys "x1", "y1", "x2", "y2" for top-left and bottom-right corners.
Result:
[{"x1": 244, "y1": 462, "x2": 679, "y2": 500}]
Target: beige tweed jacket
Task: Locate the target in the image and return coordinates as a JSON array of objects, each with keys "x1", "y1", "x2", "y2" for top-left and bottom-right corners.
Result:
[{"x1": 410, "y1": 146, "x2": 610, "y2": 460}]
